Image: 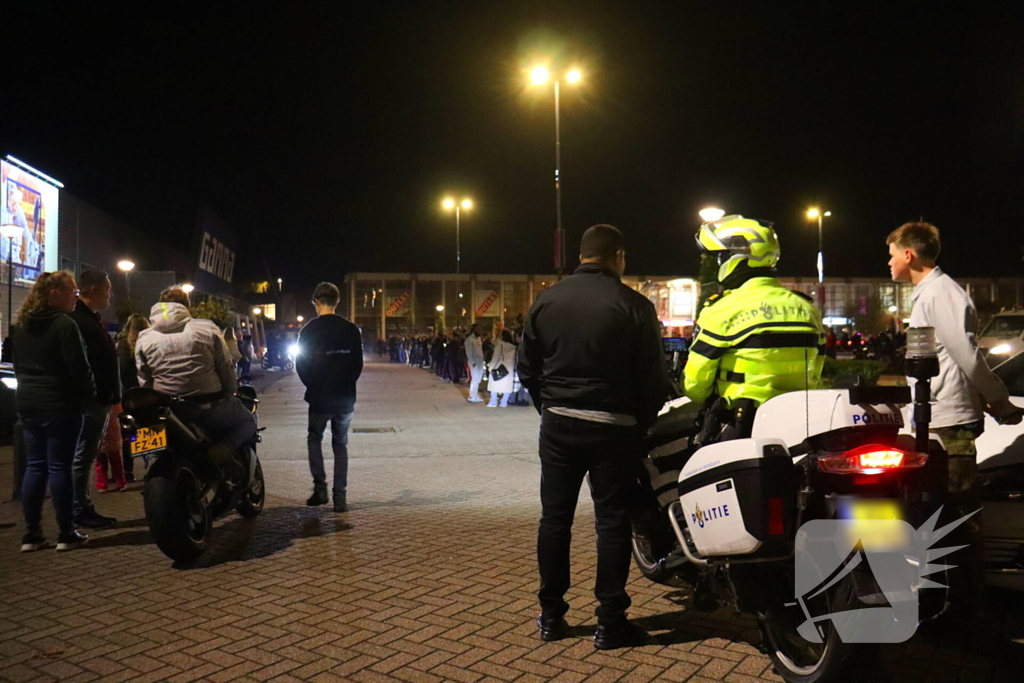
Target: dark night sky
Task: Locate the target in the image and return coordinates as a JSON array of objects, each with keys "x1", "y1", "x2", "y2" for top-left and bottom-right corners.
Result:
[{"x1": 4, "y1": 1, "x2": 1023, "y2": 289}]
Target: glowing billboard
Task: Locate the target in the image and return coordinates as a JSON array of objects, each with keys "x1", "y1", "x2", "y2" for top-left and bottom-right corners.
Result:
[{"x1": 0, "y1": 159, "x2": 59, "y2": 284}]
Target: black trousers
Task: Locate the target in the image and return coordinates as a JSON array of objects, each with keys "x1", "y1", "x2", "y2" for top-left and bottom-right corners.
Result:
[{"x1": 537, "y1": 411, "x2": 643, "y2": 625}]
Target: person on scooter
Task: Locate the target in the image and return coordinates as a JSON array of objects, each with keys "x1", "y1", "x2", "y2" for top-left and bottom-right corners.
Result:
[
  {"x1": 135, "y1": 287, "x2": 255, "y2": 477},
  {"x1": 685, "y1": 215, "x2": 826, "y2": 438}
]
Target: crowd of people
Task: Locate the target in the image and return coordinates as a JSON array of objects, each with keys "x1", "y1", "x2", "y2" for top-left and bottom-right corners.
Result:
[
  {"x1": 378, "y1": 320, "x2": 528, "y2": 407},
  {"x1": 10, "y1": 269, "x2": 261, "y2": 553}
]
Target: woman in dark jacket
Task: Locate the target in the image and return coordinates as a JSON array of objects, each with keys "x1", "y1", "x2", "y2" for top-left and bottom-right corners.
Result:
[{"x1": 14, "y1": 271, "x2": 96, "y2": 552}]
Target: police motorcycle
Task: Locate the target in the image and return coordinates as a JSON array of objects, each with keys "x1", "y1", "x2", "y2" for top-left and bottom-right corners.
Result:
[
  {"x1": 631, "y1": 329, "x2": 951, "y2": 683},
  {"x1": 121, "y1": 386, "x2": 266, "y2": 562}
]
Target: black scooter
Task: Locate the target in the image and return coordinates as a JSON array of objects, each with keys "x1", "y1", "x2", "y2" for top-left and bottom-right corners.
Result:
[{"x1": 121, "y1": 386, "x2": 266, "y2": 562}]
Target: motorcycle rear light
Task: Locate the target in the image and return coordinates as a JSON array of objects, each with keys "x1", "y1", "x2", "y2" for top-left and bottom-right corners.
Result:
[
  {"x1": 767, "y1": 497, "x2": 785, "y2": 536},
  {"x1": 817, "y1": 444, "x2": 928, "y2": 475}
]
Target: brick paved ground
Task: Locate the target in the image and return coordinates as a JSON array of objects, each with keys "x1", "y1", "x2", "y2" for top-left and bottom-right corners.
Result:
[{"x1": 1, "y1": 361, "x2": 1022, "y2": 683}]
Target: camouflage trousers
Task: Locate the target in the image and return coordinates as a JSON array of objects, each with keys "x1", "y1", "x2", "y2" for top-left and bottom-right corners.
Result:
[{"x1": 932, "y1": 420, "x2": 986, "y2": 610}]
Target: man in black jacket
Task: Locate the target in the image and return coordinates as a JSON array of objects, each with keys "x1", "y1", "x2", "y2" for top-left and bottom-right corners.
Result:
[
  {"x1": 519, "y1": 224, "x2": 670, "y2": 650},
  {"x1": 68, "y1": 270, "x2": 122, "y2": 528},
  {"x1": 297, "y1": 282, "x2": 363, "y2": 512}
]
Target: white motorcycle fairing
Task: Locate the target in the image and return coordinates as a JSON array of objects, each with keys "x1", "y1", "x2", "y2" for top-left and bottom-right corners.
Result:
[{"x1": 752, "y1": 389, "x2": 905, "y2": 451}]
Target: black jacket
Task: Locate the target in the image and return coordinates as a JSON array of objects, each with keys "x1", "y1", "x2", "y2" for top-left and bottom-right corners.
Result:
[
  {"x1": 518, "y1": 263, "x2": 671, "y2": 428},
  {"x1": 116, "y1": 337, "x2": 139, "y2": 390},
  {"x1": 296, "y1": 314, "x2": 364, "y2": 413},
  {"x1": 68, "y1": 300, "x2": 121, "y2": 405},
  {"x1": 13, "y1": 307, "x2": 97, "y2": 412}
]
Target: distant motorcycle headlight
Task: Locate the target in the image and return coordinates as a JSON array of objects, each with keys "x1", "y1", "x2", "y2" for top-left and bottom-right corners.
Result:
[
  {"x1": 1, "y1": 377, "x2": 16, "y2": 390},
  {"x1": 288, "y1": 343, "x2": 300, "y2": 358}
]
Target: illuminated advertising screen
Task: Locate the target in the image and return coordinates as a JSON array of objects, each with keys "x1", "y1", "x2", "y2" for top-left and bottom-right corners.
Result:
[{"x1": 0, "y1": 160, "x2": 59, "y2": 284}]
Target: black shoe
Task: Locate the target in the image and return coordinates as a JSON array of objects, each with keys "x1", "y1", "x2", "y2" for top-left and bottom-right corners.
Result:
[
  {"x1": 306, "y1": 485, "x2": 329, "y2": 506},
  {"x1": 56, "y1": 530, "x2": 89, "y2": 552},
  {"x1": 333, "y1": 495, "x2": 348, "y2": 513},
  {"x1": 593, "y1": 621, "x2": 649, "y2": 650},
  {"x1": 537, "y1": 615, "x2": 569, "y2": 642},
  {"x1": 73, "y1": 511, "x2": 115, "y2": 529},
  {"x1": 125, "y1": 472, "x2": 136, "y2": 484},
  {"x1": 20, "y1": 530, "x2": 48, "y2": 552}
]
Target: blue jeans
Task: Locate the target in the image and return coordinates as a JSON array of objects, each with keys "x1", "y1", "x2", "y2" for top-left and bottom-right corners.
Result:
[
  {"x1": 21, "y1": 410, "x2": 85, "y2": 535},
  {"x1": 308, "y1": 410, "x2": 353, "y2": 497},
  {"x1": 194, "y1": 397, "x2": 257, "y2": 452}
]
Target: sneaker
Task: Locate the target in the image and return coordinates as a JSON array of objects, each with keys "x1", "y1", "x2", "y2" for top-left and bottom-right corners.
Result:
[
  {"x1": 486, "y1": 403, "x2": 498, "y2": 408},
  {"x1": 73, "y1": 511, "x2": 115, "y2": 529},
  {"x1": 21, "y1": 531, "x2": 48, "y2": 552},
  {"x1": 56, "y1": 530, "x2": 89, "y2": 552}
]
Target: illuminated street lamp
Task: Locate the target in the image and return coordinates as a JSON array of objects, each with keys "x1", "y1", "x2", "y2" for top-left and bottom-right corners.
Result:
[
  {"x1": 180, "y1": 283, "x2": 195, "y2": 294},
  {"x1": 698, "y1": 207, "x2": 725, "y2": 223},
  {"x1": 252, "y1": 307, "x2": 262, "y2": 316},
  {"x1": 297, "y1": 315, "x2": 304, "y2": 323},
  {"x1": 435, "y1": 305, "x2": 445, "y2": 312},
  {"x1": 528, "y1": 64, "x2": 584, "y2": 275},
  {"x1": 806, "y1": 207, "x2": 832, "y2": 311},
  {"x1": 0, "y1": 224, "x2": 23, "y2": 340},
  {"x1": 117, "y1": 260, "x2": 135, "y2": 298},
  {"x1": 442, "y1": 196, "x2": 473, "y2": 326}
]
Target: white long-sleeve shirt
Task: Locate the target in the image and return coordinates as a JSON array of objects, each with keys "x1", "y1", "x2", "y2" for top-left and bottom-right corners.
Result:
[{"x1": 907, "y1": 267, "x2": 1009, "y2": 428}]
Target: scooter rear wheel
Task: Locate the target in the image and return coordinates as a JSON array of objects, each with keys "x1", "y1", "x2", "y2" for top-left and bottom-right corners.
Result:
[{"x1": 144, "y1": 464, "x2": 210, "y2": 563}]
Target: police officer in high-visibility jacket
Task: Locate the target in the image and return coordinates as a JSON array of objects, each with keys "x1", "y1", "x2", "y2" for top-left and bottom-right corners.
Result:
[{"x1": 684, "y1": 215, "x2": 825, "y2": 414}]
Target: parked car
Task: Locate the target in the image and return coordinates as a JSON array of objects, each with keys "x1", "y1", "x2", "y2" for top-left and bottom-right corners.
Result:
[
  {"x1": 0, "y1": 362, "x2": 17, "y2": 442},
  {"x1": 980, "y1": 309, "x2": 1024, "y2": 366},
  {"x1": 976, "y1": 350, "x2": 1024, "y2": 589}
]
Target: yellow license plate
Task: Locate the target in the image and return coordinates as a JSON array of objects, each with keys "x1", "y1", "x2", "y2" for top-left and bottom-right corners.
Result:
[
  {"x1": 130, "y1": 425, "x2": 167, "y2": 455},
  {"x1": 840, "y1": 499, "x2": 908, "y2": 551}
]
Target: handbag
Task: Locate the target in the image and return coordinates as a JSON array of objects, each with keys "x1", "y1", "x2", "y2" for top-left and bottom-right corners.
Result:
[{"x1": 490, "y1": 343, "x2": 509, "y2": 381}]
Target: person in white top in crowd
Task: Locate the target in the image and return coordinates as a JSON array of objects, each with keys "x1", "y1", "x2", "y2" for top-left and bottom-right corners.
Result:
[
  {"x1": 223, "y1": 327, "x2": 244, "y2": 375},
  {"x1": 886, "y1": 221, "x2": 1022, "y2": 613},
  {"x1": 487, "y1": 329, "x2": 518, "y2": 408},
  {"x1": 465, "y1": 324, "x2": 486, "y2": 403}
]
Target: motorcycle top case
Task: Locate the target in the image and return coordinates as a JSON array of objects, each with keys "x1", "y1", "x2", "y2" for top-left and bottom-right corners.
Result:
[{"x1": 677, "y1": 438, "x2": 797, "y2": 558}]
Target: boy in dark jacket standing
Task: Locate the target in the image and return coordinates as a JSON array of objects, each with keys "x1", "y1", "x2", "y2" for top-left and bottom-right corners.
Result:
[
  {"x1": 68, "y1": 270, "x2": 121, "y2": 528},
  {"x1": 297, "y1": 282, "x2": 363, "y2": 512}
]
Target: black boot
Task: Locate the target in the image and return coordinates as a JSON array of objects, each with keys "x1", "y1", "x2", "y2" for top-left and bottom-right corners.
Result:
[
  {"x1": 333, "y1": 492, "x2": 348, "y2": 513},
  {"x1": 306, "y1": 484, "x2": 329, "y2": 506}
]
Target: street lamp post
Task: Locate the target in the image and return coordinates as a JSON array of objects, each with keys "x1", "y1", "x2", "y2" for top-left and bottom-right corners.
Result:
[
  {"x1": 0, "y1": 224, "x2": 22, "y2": 341},
  {"x1": 442, "y1": 197, "x2": 472, "y2": 327},
  {"x1": 117, "y1": 260, "x2": 135, "y2": 300},
  {"x1": 806, "y1": 208, "x2": 832, "y2": 311},
  {"x1": 530, "y1": 66, "x2": 582, "y2": 276}
]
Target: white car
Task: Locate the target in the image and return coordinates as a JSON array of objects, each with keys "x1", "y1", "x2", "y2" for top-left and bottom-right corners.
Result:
[
  {"x1": 977, "y1": 351, "x2": 1024, "y2": 589},
  {"x1": 980, "y1": 310, "x2": 1024, "y2": 364}
]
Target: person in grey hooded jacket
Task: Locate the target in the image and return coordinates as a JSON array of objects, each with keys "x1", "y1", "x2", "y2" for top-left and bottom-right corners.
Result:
[{"x1": 135, "y1": 287, "x2": 255, "y2": 473}]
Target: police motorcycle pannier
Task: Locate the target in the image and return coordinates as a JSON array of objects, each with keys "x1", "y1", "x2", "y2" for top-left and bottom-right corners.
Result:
[{"x1": 676, "y1": 438, "x2": 797, "y2": 559}]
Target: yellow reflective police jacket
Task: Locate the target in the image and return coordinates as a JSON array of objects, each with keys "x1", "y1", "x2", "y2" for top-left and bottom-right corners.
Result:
[{"x1": 683, "y1": 277, "x2": 825, "y2": 407}]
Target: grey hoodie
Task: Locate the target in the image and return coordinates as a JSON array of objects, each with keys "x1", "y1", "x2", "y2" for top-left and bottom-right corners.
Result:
[{"x1": 135, "y1": 302, "x2": 237, "y2": 398}]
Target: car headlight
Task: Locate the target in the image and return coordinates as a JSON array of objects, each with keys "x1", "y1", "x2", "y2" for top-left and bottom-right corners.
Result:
[
  {"x1": 1, "y1": 377, "x2": 17, "y2": 390},
  {"x1": 989, "y1": 344, "x2": 1012, "y2": 355},
  {"x1": 288, "y1": 343, "x2": 300, "y2": 358}
]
